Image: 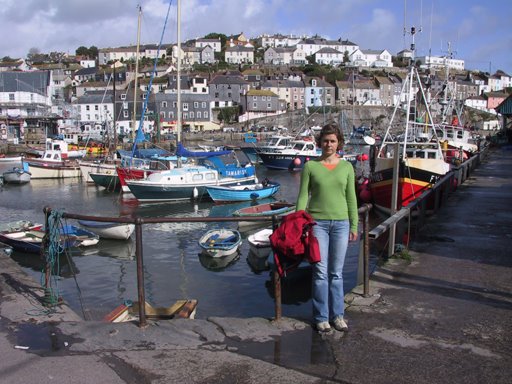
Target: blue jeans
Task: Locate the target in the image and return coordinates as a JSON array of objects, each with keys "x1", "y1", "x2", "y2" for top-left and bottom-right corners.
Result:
[{"x1": 311, "y1": 220, "x2": 350, "y2": 323}]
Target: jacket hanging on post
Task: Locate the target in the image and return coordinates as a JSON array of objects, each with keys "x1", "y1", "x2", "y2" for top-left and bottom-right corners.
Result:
[{"x1": 269, "y1": 210, "x2": 321, "y2": 277}]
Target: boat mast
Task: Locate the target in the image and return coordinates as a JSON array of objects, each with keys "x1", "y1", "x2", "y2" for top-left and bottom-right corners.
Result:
[
  {"x1": 132, "y1": 5, "x2": 142, "y2": 140},
  {"x1": 176, "y1": 0, "x2": 182, "y2": 145},
  {"x1": 112, "y1": 62, "x2": 117, "y2": 154}
]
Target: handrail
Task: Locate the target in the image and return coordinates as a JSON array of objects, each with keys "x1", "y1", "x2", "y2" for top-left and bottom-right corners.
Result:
[{"x1": 43, "y1": 204, "x2": 374, "y2": 325}]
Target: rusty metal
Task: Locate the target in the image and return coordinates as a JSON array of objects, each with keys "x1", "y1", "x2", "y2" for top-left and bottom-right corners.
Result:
[
  {"x1": 363, "y1": 204, "x2": 371, "y2": 297},
  {"x1": 134, "y1": 217, "x2": 147, "y2": 327}
]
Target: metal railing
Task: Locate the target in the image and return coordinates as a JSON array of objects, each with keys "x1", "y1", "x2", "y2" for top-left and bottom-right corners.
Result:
[{"x1": 43, "y1": 204, "x2": 374, "y2": 327}]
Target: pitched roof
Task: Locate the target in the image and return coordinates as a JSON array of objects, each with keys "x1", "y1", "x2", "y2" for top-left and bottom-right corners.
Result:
[{"x1": 246, "y1": 89, "x2": 277, "y2": 97}]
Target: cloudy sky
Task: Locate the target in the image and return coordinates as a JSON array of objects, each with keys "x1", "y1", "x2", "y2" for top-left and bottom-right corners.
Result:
[{"x1": 1, "y1": 0, "x2": 511, "y2": 74}]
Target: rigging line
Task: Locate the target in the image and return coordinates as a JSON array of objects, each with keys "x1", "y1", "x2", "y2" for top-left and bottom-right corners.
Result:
[{"x1": 132, "y1": 0, "x2": 173, "y2": 158}]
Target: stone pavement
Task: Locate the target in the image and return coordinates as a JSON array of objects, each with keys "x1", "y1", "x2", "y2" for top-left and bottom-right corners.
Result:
[{"x1": 1, "y1": 146, "x2": 511, "y2": 383}]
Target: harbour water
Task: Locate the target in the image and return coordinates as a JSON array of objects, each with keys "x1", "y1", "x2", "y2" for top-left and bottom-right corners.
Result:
[{"x1": 0, "y1": 158, "x2": 373, "y2": 322}]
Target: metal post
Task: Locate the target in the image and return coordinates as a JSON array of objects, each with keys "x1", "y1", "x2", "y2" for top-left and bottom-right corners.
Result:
[
  {"x1": 363, "y1": 204, "x2": 370, "y2": 297},
  {"x1": 134, "y1": 218, "x2": 147, "y2": 327},
  {"x1": 271, "y1": 215, "x2": 281, "y2": 320},
  {"x1": 388, "y1": 142, "x2": 400, "y2": 258}
]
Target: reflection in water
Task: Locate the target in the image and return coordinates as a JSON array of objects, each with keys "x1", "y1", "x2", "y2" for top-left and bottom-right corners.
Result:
[
  {"x1": 246, "y1": 249, "x2": 270, "y2": 273},
  {"x1": 198, "y1": 251, "x2": 240, "y2": 272},
  {"x1": 10, "y1": 250, "x2": 79, "y2": 278}
]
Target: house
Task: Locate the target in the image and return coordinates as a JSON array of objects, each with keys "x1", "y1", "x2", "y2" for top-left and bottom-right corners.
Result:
[
  {"x1": 113, "y1": 87, "x2": 156, "y2": 137},
  {"x1": 304, "y1": 77, "x2": 335, "y2": 108},
  {"x1": 209, "y1": 73, "x2": 250, "y2": 108},
  {"x1": 494, "y1": 70, "x2": 512, "y2": 90},
  {"x1": 416, "y1": 55, "x2": 465, "y2": 71},
  {"x1": 154, "y1": 92, "x2": 215, "y2": 133},
  {"x1": 98, "y1": 46, "x2": 138, "y2": 65},
  {"x1": 226, "y1": 32, "x2": 251, "y2": 47},
  {"x1": 0, "y1": 71, "x2": 53, "y2": 119},
  {"x1": 260, "y1": 79, "x2": 305, "y2": 111},
  {"x1": 257, "y1": 34, "x2": 303, "y2": 48},
  {"x1": 242, "y1": 69, "x2": 264, "y2": 88},
  {"x1": 314, "y1": 47, "x2": 344, "y2": 66},
  {"x1": 264, "y1": 46, "x2": 306, "y2": 65},
  {"x1": 0, "y1": 59, "x2": 29, "y2": 72},
  {"x1": 485, "y1": 91, "x2": 508, "y2": 112},
  {"x1": 349, "y1": 49, "x2": 392, "y2": 68},
  {"x1": 224, "y1": 46, "x2": 254, "y2": 64},
  {"x1": 335, "y1": 73, "x2": 382, "y2": 106},
  {"x1": 464, "y1": 95, "x2": 487, "y2": 112},
  {"x1": 240, "y1": 89, "x2": 284, "y2": 122},
  {"x1": 195, "y1": 38, "x2": 222, "y2": 53},
  {"x1": 73, "y1": 67, "x2": 97, "y2": 85},
  {"x1": 374, "y1": 76, "x2": 395, "y2": 106},
  {"x1": 75, "y1": 90, "x2": 115, "y2": 139}
]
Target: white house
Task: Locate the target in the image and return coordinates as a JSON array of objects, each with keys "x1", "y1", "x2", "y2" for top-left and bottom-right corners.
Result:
[
  {"x1": 416, "y1": 55, "x2": 465, "y2": 71},
  {"x1": 264, "y1": 47, "x2": 306, "y2": 65},
  {"x1": 225, "y1": 46, "x2": 254, "y2": 64},
  {"x1": 349, "y1": 49, "x2": 392, "y2": 68},
  {"x1": 464, "y1": 95, "x2": 487, "y2": 112},
  {"x1": 314, "y1": 47, "x2": 344, "y2": 66},
  {"x1": 257, "y1": 34, "x2": 303, "y2": 48},
  {"x1": 80, "y1": 59, "x2": 96, "y2": 68},
  {"x1": 195, "y1": 38, "x2": 222, "y2": 53}
]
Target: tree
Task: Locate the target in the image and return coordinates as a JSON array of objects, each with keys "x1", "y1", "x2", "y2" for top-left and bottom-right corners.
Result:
[
  {"x1": 88, "y1": 46, "x2": 99, "y2": 59},
  {"x1": 1, "y1": 56, "x2": 15, "y2": 62},
  {"x1": 204, "y1": 33, "x2": 227, "y2": 48},
  {"x1": 76, "y1": 46, "x2": 89, "y2": 56}
]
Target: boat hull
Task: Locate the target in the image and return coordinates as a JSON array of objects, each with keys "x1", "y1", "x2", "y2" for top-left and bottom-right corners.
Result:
[
  {"x1": 258, "y1": 153, "x2": 318, "y2": 171},
  {"x1": 78, "y1": 221, "x2": 135, "y2": 240},
  {"x1": 90, "y1": 172, "x2": 121, "y2": 191},
  {"x1": 3, "y1": 170, "x2": 31, "y2": 184},
  {"x1": 79, "y1": 161, "x2": 117, "y2": 183},
  {"x1": 198, "y1": 229, "x2": 242, "y2": 258},
  {"x1": 206, "y1": 183, "x2": 280, "y2": 202},
  {"x1": 25, "y1": 161, "x2": 81, "y2": 179}
]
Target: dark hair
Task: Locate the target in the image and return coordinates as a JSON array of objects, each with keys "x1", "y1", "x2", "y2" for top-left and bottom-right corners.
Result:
[{"x1": 315, "y1": 122, "x2": 344, "y2": 150}]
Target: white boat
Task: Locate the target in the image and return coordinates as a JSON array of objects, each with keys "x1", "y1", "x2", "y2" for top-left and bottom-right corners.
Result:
[
  {"x1": 24, "y1": 150, "x2": 82, "y2": 179},
  {"x1": 0, "y1": 156, "x2": 22, "y2": 163},
  {"x1": 2, "y1": 166, "x2": 31, "y2": 184},
  {"x1": 79, "y1": 160, "x2": 118, "y2": 183},
  {"x1": 247, "y1": 228, "x2": 273, "y2": 259},
  {"x1": 198, "y1": 228, "x2": 242, "y2": 258},
  {"x1": 78, "y1": 220, "x2": 135, "y2": 240}
]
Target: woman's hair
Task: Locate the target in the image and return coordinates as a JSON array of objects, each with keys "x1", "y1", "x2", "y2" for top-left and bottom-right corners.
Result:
[{"x1": 315, "y1": 122, "x2": 344, "y2": 150}]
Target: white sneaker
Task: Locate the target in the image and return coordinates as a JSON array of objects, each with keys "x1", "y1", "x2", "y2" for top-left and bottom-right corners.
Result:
[
  {"x1": 332, "y1": 316, "x2": 348, "y2": 331},
  {"x1": 316, "y1": 321, "x2": 331, "y2": 333}
]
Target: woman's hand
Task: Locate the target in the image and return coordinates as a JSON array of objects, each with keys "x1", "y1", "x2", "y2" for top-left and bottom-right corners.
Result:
[{"x1": 349, "y1": 231, "x2": 358, "y2": 242}]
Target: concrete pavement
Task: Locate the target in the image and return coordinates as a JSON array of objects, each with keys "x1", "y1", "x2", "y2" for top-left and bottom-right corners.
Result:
[{"x1": 1, "y1": 146, "x2": 511, "y2": 383}]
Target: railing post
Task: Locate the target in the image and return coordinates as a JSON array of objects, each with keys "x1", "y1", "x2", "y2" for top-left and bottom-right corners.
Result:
[
  {"x1": 134, "y1": 217, "x2": 147, "y2": 327},
  {"x1": 271, "y1": 215, "x2": 282, "y2": 321},
  {"x1": 363, "y1": 204, "x2": 370, "y2": 297}
]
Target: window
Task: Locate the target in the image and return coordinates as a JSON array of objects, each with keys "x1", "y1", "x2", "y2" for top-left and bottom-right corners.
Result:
[
  {"x1": 95, "y1": 105, "x2": 99, "y2": 110},
  {"x1": 190, "y1": 112, "x2": 194, "y2": 119},
  {"x1": 162, "y1": 101, "x2": 167, "y2": 108},
  {"x1": 160, "y1": 112, "x2": 165, "y2": 120},
  {"x1": 215, "y1": 92, "x2": 219, "y2": 98},
  {"x1": 142, "y1": 94, "x2": 146, "y2": 99},
  {"x1": 228, "y1": 92, "x2": 232, "y2": 98},
  {"x1": 123, "y1": 111, "x2": 129, "y2": 118},
  {"x1": 86, "y1": 114, "x2": 90, "y2": 120},
  {"x1": 204, "y1": 111, "x2": 208, "y2": 118},
  {"x1": 103, "y1": 105, "x2": 108, "y2": 110},
  {"x1": 121, "y1": 94, "x2": 126, "y2": 100},
  {"x1": 183, "y1": 103, "x2": 189, "y2": 111},
  {"x1": 253, "y1": 102, "x2": 257, "y2": 108},
  {"x1": 169, "y1": 112, "x2": 174, "y2": 119},
  {"x1": 267, "y1": 103, "x2": 271, "y2": 109},
  {"x1": 253, "y1": 96, "x2": 257, "y2": 101},
  {"x1": 173, "y1": 102, "x2": 177, "y2": 108},
  {"x1": 197, "y1": 111, "x2": 201, "y2": 118},
  {"x1": 86, "y1": 105, "x2": 90, "y2": 111},
  {"x1": 194, "y1": 102, "x2": 199, "y2": 108},
  {"x1": 183, "y1": 112, "x2": 188, "y2": 119},
  {"x1": 123, "y1": 102, "x2": 128, "y2": 109},
  {"x1": 202, "y1": 102, "x2": 206, "y2": 108}
]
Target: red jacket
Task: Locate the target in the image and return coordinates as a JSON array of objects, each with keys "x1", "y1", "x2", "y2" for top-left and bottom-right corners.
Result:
[{"x1": 269, "y1": 210, "x2": 320, "y2": 276}]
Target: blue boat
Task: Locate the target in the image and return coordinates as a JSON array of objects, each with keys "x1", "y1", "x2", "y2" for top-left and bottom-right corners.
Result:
[{"x1": 205, "y1": 181, "x2": 280, "y2": 203}]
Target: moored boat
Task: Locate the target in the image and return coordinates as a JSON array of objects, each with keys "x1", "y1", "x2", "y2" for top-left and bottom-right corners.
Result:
[
  {"x1": 90, "y1": 170, "x2": 121, "y2": 191},
  {"x1": 78, "y1": 220, "x2": 135, "y2": 240},
  {"x1": 247, "y1": 227, "x2": 273, "y2": 259},
  {"x1": 2, "y1": 165, "x2": 31, "y2": 184},
  {"x1": 205, "y1": 181, "x2": 280, "y2": 203},
  {"x1": 198, "y1": 228, "x2": 242, "y2": 258},
  {"x1": 232, "y1": 201, "x2": 295, "y2": 230}
]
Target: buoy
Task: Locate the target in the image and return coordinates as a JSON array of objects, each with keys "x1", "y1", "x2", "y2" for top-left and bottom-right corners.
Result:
[
  {"x1": 293, "y1": 158, "x2": 301, "y2": 166},
  {"x1": 305, "y1": 157, "x2": 310, "y2": 161},
  {"x1": 356, "y1": 155, "x2": 362, "y2": 161},
  {"x1": 359, "y1": 187, "x2": 372, "y2": 203},
  {"x1": 361, "y1": 153, "x2": 369, "y2": 161}
]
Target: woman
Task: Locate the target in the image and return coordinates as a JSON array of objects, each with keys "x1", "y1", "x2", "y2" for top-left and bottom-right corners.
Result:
[{"x1": 296, "y1": 122, "x2": 358, "y2": 332}]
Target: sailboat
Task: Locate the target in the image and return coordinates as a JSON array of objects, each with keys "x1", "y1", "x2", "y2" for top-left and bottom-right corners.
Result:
[
  {"x1": 123, "y1": 0, "x2": 257, "y2": 201},
  {"x1": 369, "y1": 26, "x2": 450, "y2": 213}
]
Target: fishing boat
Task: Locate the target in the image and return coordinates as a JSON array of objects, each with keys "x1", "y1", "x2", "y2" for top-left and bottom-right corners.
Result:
[
  {"x1": 369, "y1": 27, "x2": 450, "y2": 214},
  {"x1": 79, "y1": 160, "x2": 118, "y2": 184},
  {"x1": 247, "y1": 227, "x2": 273, "y2": 259},
  {"x1": 78, "y1": 220, "x2": 135, "y2": 240},
  {"x1": 0, "y1": 224, "x2": 99, "y2": 254},
  {"x1": 205, "y1": 180, "x2": 280, "y2": 203},
  {"x1": 23, "y1": 139, "x2": 82, "y2": 179},
  {"x1": 232, "y1": 201, "x2": 295, "y2": 230},
  {"x1": 241, "y1": 134, "x2": 293, "y2": 164},
  {"x1": 2, "y1": 165, "x2": 31, "y2": 184},
  {"x1": 125, "y1": 153, "x2": 257, "y2": 202},
  {"x1": 257, "y1": 138, "x2": 319, "y2": 171},
  {"x1": 198, "y1": 228, "x2": 242, "y2": 258}
]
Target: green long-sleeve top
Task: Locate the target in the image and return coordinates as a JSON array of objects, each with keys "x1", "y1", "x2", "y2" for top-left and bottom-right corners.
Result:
[{"x1": 296, "y1": 160, "x2": 359, "y2": 232}]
